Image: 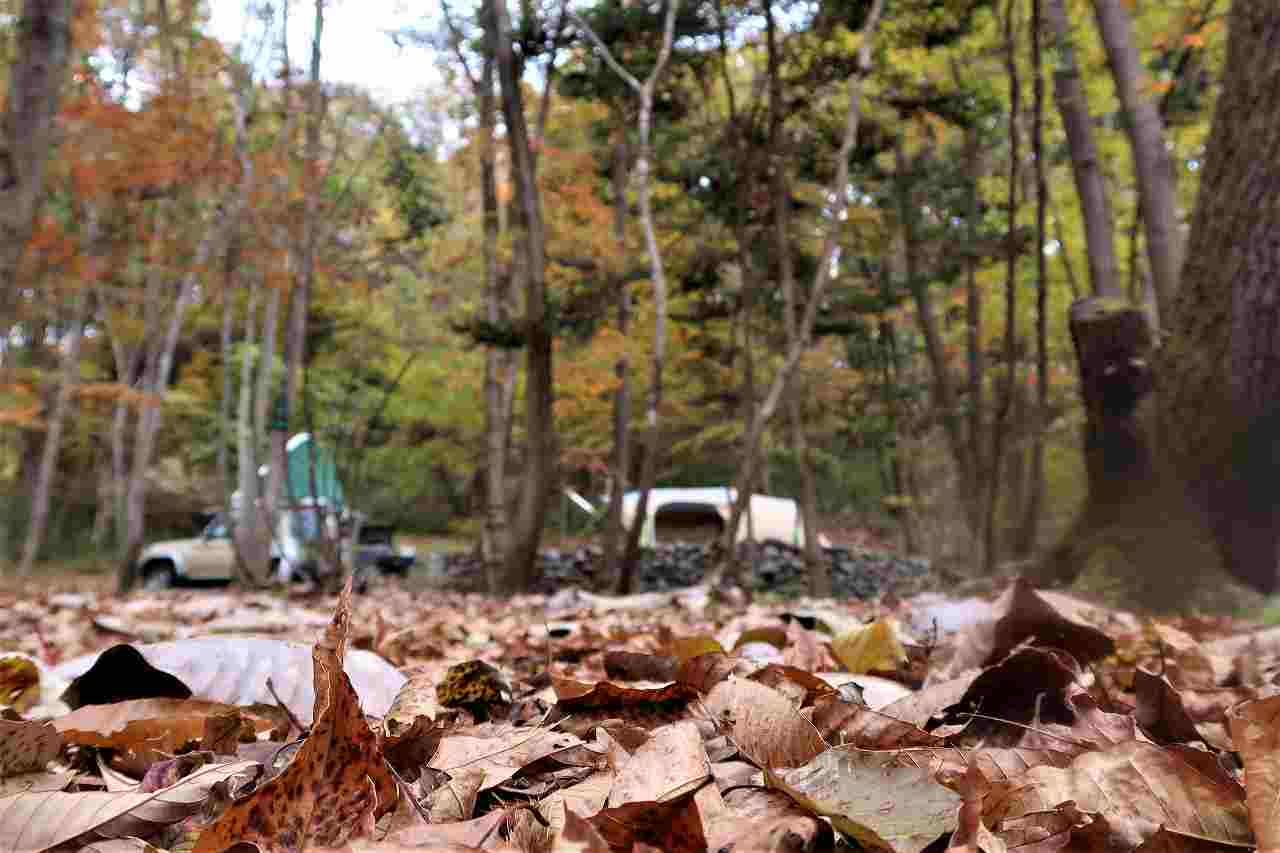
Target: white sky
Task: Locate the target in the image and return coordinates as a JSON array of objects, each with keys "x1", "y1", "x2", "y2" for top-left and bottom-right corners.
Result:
[{"x1": 206, "y1": 0, "x2": 443, "y2": 108}]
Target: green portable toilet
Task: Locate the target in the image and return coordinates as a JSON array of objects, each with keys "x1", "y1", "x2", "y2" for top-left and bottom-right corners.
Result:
[{"x1": 285, "y1": 432, "x2": 344, "y2": 509}]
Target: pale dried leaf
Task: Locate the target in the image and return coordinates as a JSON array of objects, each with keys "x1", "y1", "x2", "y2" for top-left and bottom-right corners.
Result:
[
  {"x1": 0, "y1": 760, "x2": 258, "y2": 853},
  {"x1": 771, "y1": 747, "x2": 962, "y2": 853},
  {"x1": 0, "y1": 720, "x2": 61, "y2": 777},
  {"x1": 702, "y1": 679, "x2": 825, "y2": 769}
]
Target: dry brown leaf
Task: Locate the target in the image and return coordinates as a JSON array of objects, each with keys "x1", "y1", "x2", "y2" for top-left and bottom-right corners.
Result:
[
  {"x1": 983, "y1": 740, "x2": 1251, "y2": 850},
  {"x1": 603, "y1": 651, "x2": 679, "y2": 683},
  {"x1": 53, "y1": 698, "x2": 272, "y2": 757},
  {"x1": 191, "y1": 580, "x2": 399, "y2": 853},
  {"x1": 1134, "y1": 668, "x2": 1205, "y2": 745},
  {"x1": 384, "y1": 672, "x2": 443, "y2": 734},
  {"x1": 0, "y1": 719, "x2": 61, "y2": 778},
  {"x1": 807, "y1": 697, "x2": 945, "y2": 750},
  {"x1": 937, "y1": 581, "x2": 1115, "y2": 680},
  {"x1": 1228, "y1": 695, "x2": 1280, "y2": 853},
  {"x1": 429, "y1": 723, "x2": 584, "y2": 791},
  {"x1": 770, "y1": 747, "x2": 963, "y2": 853},
  {"x1": 606, "y1": 721, "x2": 710, "y2": 807},
  {"x1": 586, "y1": 783, "x2": 710, "y2": 853},
  {"x1": 0, "y1": 770, "x2": 77, "y2": 797},
  {"x1": 0, "y1": 759, "x2": 258, "y2": 853},
  {"x1": 749, "y1": 664, "x2": 840, "y2": 707},
  {"x1": 703, "y1": 787, "x2": 833, "y2": 853},
  {"x1": 702, "y1": 678, "x2": 826, "y2": 769}
]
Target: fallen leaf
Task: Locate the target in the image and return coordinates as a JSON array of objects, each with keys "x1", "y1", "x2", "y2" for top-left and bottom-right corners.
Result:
[
  {"x1": 702, "y1": 679, "x2": 826, "y2": 769},
  {"x1": 192, "y1": 579, "x2": 399, "y2": 853},
  {"x1": 0, "y1": 760, "x2": 258, "y2": 853},
  {"x1": 1228, "y1": 695, "x2": 1280, "y2": 853},
  {"x1": 770, "y1": 747, "x2": 963, "y2": 853},
  {"x1": 983, "y1": 740, "x2": 1251, "y2": 850},
  {"x1": 53, "y1": 637, "x2": 405, "y2": 725},
  {"x1": 832, "y1": 619, "x2": 909, "y2": 675},
  {"x1": 0, "y1": 719, "x2": 61, "y2": 777}
]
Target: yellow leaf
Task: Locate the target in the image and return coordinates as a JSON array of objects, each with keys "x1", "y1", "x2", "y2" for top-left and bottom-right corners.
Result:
[{"x1": 831, "y1": 619, "x2": 907, "y2": 675}]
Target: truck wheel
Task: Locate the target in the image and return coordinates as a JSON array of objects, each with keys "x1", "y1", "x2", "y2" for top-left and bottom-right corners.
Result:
[{"x1": 141, "y1": 560, "x2": 176, "y2": 590}]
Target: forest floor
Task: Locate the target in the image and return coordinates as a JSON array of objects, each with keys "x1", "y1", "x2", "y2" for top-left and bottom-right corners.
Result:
[{"x1": 4, "y1": 556, "x2": 1280, "y2": 851}]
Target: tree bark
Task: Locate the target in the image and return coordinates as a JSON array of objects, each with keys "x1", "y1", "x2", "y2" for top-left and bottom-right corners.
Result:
[
  {"x1": 285, "y1": 0, "x2": 326, "y2": 424},
  {"x1": 718, "y1": 0, "x2": 887, "y2": 584},
  {"x1": 764, "y1": 0, "x2": 826, "y2": 594},
  {"x1": 1046, "y1": 0, "x2": 1120, "y2": 299},
  {"x1": 17, "y1": 288, "x2": 86, "y2": 575},
  {"x1": 0, "y1": 0, "x2": 73, "y2": 330},
  {"x1": 601, "y1": 134, "x2": 632, "y2": 583},
  {"x1": 234, "y1": 273, "x2": 273, "y2": 582},
  {"x1": 493, "y1": 0, "x2": 556, "y2": 592},
  {"x1": 1038, "y1": 3, "x2": 1280, "y2": 608},
  {"x1": 982, "y1": 0, "x2": 1022, "y2": 574},
  {"x1": 1158, "y1": 1, "x2": 1280, "y2": 596},
  {"x1": 1014, "y1": 0, "x2": 1050, "y2": 557},
  {"x1": 1091, "y1": 0, "x2": 1182, "y2": 315},
  {"x1": 575, "y1": 0, "x2": 680, "y2": 594}
]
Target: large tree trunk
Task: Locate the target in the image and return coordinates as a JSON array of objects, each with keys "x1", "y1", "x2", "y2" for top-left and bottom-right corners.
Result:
[
  {"x1": 493, "y1": 0, "x2": 556, "y2": 592},
  {"x1": 234, "y1": 274, "x2": 273, "y2": 582},
  {"x1": 17, "y1": 289, "x2": 86, "y2": 575},
  {"x1": 1090, "y1": 0, "x2": 1182, "y2": 315},
  {"x1": 0, "y1": 0, "x2": 73, "y2": 330},
  {"x1": 1037, "y1": 3, "x2": 1280, "y2": 607},
  {"x1": 1159, "y1": 2, "x2": 1280, "y2": 596},
  {"x1": 1046, "y1": 0, "x2": 1120, "y2": 299}
]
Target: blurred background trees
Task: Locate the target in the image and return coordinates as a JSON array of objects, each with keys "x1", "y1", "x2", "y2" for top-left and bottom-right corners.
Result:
[{"x1": 0, "y1": 0, "x2": 1246, "y2": 596}]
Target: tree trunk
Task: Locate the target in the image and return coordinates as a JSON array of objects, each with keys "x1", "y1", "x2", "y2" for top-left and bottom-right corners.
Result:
[
  {"x1": 17, "y1": 289, "x2": 86, "y2": 575},
  {"x1": 0, "y1": 0, "x2": 73, "y2": 330},
  {"x1": 478, "y1": 49, "x2": 510, "y2": 588},
  {"x1": 234, "y1": 274, "x2": 273, "y2": 583},
  {"x1": 218, "y1": 243, "x2": 237, "y2": 489},
  {"x1": 493, "y1": 0, "x2": 555, "y2": 592},
  {"x1": 1015, "y1": 0, "x2": 1050, "y2": 558},
  {"x1": 718, "y1": 0, "x2": 887, "y2": 584},
  {"x1": 764, "y1": 0, "x2": 825, "y2": 594},
  {"x1": 285, "y1": 0, "x2": 326, "y2": 423},
  {"x1": 1158, "y1": 1, "x2": 1280, "y2": 596},
  {"x1": 1091, "y1": 0, "x2": 1182, "y2": 315},
  {"x1": 1046, "y1": 0, "x2": 1120, "y2": 299},
  {"x1": 1036, "y1": 3, "x2": 1280, "y2": 608},
  {"x1": 602, "y1": 134, "x2": 632, "y2": 583},
  {"x1": 575, "y1": 1, "x2": 679, "y2": 595},
  {"x1": 982, "y1": 0, "x2": 1023, "y2": 575}
]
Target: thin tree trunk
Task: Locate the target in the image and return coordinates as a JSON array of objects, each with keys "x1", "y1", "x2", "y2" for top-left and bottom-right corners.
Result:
[
  {"x1": 1091, "y1": 0, "x2": 1182, "y2": 315},
  {"x1": 764, "y1": 0, "x2": 825, "y2": 594},
  {"x1": 1046, "y1": 0, "x2": 1120, "y2": 299},
  {"x1": 234, "y1": 273, "x2": 272, "y2": 582},
  {"x1": 575, "y1": 0, "x2": 679, "y2": 594},
  {"x1": 17, "y1": 289, "x2": 86, "y2": 575},
  {"x1": 218, "y1": 243, "x2": 237, "y2": 489},
  {"x1": 0, "y1": 0, "x2": 73, "y2": 330},
  {"x1": 493, "y1": 0, "x2": 556, "y2": 592},
  {"x1": 479, "y1": 51, "x2": 509, "y2": 587},
  {"x1": 602, "y1": 133, "x2": 631, "y2": 582},
  {"x1": 718, "y1": 0, "x2": 887, "y2": 584},
  {"x1": 983, "y1": 0, "x2": 1022, "y2": 575},
  {"x1": 285, "y1": 0, "x2": 326, "y2": 422},
  {"x1": 1015, "y1": 0, "x2": 1050, "y2": 558}
]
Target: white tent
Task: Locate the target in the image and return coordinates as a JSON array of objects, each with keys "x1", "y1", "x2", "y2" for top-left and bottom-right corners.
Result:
[{"x1": 619, "y1": 487, "x2": 829, "y2": 548}]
